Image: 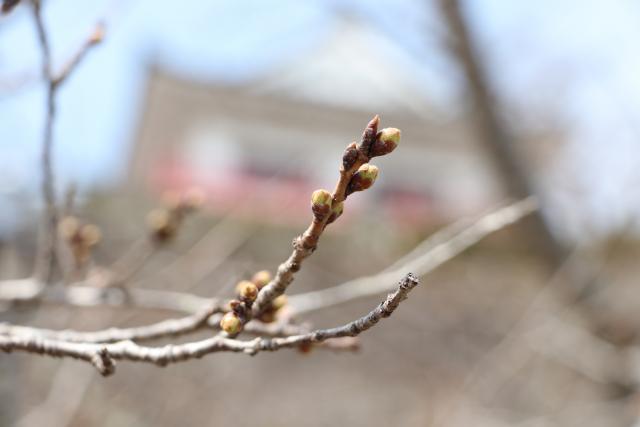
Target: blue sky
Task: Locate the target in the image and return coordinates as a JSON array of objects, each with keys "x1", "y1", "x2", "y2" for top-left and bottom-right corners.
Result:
[{"x1": 0, "y1": 0, "x2": 638, "y2": 239}]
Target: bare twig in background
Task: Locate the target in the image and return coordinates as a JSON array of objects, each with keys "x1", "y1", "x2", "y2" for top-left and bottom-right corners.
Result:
[
  {"x1": 0, "y1": 197, "x2": 538, "y2": 353},
  {"x1": 0, "y1": 278, "x2": 214, "y2": 313},
  {"x1": 288, "y1": 197, "x2": 537, "y2": 314},
  {"x1": 0, "y1": 301, "x2": 223, "y2": 343},
  {"x1": 31, "y1": 0, "x2": 58, "y2": 285},
  {"x1": 438, "y1": 0, "x2": 566, "y2": 267},
  {"x1": 0, "y1": 274, "x2": 419, "y2": 376},
  {"x1": 30, "y1": 0, "x2": 103, "y2": 285}
]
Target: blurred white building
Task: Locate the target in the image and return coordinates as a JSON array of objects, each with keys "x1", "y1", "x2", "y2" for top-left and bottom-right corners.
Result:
[{"x1": 129, "y1": 18, "x2": 503, "y2": 227}]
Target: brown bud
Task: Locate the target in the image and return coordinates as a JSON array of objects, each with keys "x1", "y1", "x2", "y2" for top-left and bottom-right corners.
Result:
[
  {"x1": 347, "y1": 164, "x2": 379, "y2": 193},
  {"x1": 80, "y1": 224, "x2": 102, "y2": 247},
  {"x1": 358, "y1": 115, "x2": 380, "y2": 155},
  {"x1": 271, "y1": 295, "x2": 288, "y2": 311},
  {"x1": 146, "y1": 209, "x2": 175, "y2": 241},
  {"x1": 310, "y1": 189, "x2": 332, "y2": 218},
  {"x1": 161, "y1": 191, "x2": 181, "y2": 211},
  {"x1": 220, "y1": 312, "x2": 242, "y2": 335},
  {"x1": 58, "y1": 216, "x2": 80, "y2": 240},
  {"x1": 259, "y1": 311, "x2": 276, "y2": 324},
  {"x1": 228, "y1": 299, "x2": 242, "y2": 312},
  {"x1": 298, "y1": 342, "x2": 313, "y2": 354},
  {"x1": 183, "y1": 187, "x2": 206, "y2": 210},
  {"x1": 371, "y1": 128, "x2": 400, "y2": 157},
  {"x1": 251, "y1": 270, "x2": 271, "y2": 289},
  {"x1": 342, "y1": 142, "x2": 358, "y2": 170},
  {"x1": 236, "y1": 280, "x2": 258, "y2": 302}
]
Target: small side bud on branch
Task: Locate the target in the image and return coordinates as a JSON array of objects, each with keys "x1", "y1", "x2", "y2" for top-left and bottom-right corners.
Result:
[
  {"x1": 298, "y1": 342, "x2": 313, "y2": 354},
  {"x1": 80, "y1": 224, "x2": 102, "y2": 247},
  {"x1": 58, "y1": 216, "x2": 102, "y2": 265},
  {"x1": 236, "y1": 280, "x2": 258, "y2": 303},
  {"x1": 311, "y1": 189, "x2": 333, "y2": 219},
  {"x1": 183, "y1": 187, "x2": 206, "y2": 211},
  {"x1": 251, "y1": 270, "x2": 271, "y2": 289},
  {"x1": 59, "y1": 216, "x2": 80, "y2": 241},
  {"x1": 146, "y1": 190, "x2": 202, "y2": 243},
  {"x1": 347, "y1": 164, "x2": 379, "y2": 194},
  {"x1": 146, "y1": 209, "x2": 176, "y2": 242},
  {"x1": 220, "y1": 312, "x2": 242, "y2": 336},
  {"x1": 371, "y1": 128, "x2": 400, "y2": 157},
  {"x1": 256, "y1": 294, "x2": 288, "y2": 324},
  {"x1": 271, "y1": 295, "x2": 288, "y2": 311},
  {"x1": 89, "y1": 23, "x2": 105, "y2": 45},
  {"x1": 326, "y1": 201, "x2": 344, "y2": 224}
]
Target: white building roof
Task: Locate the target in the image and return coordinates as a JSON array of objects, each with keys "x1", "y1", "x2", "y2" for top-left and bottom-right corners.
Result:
[{"x1": 251, "y1": 16, "x2": 438, "y2": 118}]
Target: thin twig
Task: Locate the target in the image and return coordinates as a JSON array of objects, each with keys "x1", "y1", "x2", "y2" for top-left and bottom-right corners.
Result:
[
  {"x1": 0, "y1": 277, "x2": 215, "y2": 314},
  {"x1": 288, "y1": 197, "x2": 537, "y2": 314},
  {"x1": 0, "y1": 198, "x2": 535, "y2": 317},
  {"x1": 0, "y1": 302, "x2": 222, "y2": 343},
  {"x1": 252, "y1": 116, "x2": 383, "y2": 315},
  {"x1": 30, "y1": 1, "x2": 103, "y2": 284},
  {"x1": 53, "y1": 23, "x2": 104, "y2": 86},
  {"x1": 31, "y1": 0, "x2": 58, "y2": 284},
  {"x1": 0, "y1": 273, "x2": 418, "y2": 376}
]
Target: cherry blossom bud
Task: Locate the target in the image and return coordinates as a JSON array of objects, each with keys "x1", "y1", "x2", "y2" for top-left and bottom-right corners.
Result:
[
  {"x1": 347, "y1": 164, "x2": 379, "y2": 193},
  {"x1": 220, "y1": 312, "x2": 242, "y2": 335},
  {"x1": 251, "y1": 270, "x2": 271, "y2": 289},
  {"x1": 236, "y1": 280, "x2": 258, "y2": 302},
  {"x1": 371, "y1": 128, "x2": 400, "y2": 157},
  {"x1": 311, "y1": 189, "x2": 332, "y2": 218}
]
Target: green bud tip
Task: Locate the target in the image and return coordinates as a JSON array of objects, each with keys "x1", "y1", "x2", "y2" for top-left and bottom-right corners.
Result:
[
  {"x1": 379, "y1": 128, "x2": 400, "y2": 145},
  {"x1": 251, "y1": 270, "x2": 272, "y2": 289},
  {"x1": 311, "y1": 189, "x2": 332, "y2": 208},
  {"x1": 371, "y1": 128, "x2": 400, "y2": 157},
  {"x1": 357, "y1": 164, "x2": 379, "y2": 183},
  {"x1": 348, "y1": 164, "x2": 379, "y2": 193}
]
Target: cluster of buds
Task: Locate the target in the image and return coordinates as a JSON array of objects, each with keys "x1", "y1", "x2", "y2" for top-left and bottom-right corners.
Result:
[
  {"x1": 310, "y1": 189, "x2": 345, "y2": 225},
  {"x1": 146, "y1": 188, "x2": 205, "y2": 243},
  {"x1": 58, "y1": 216, "x2": 102, "y2": 266},
  {"x1": 220, "y1": 270, "x2": 287, "y2": 335},
  {"x1": 341, "y1": 118, "x2": 401, "y2": 199}
]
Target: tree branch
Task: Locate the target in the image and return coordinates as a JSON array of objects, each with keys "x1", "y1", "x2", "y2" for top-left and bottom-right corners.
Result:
[
  {"x1": 288, "y1": 197, "x2": 537, "y2": 314},
  {"x1": 31, "y1": 0, "x2": 58, "y2": 284},
  {"x1": 30, "y1": 1, "x2": 103, "y2": 284},
  {"x1": 253, "y1": 116, "x2": 395, "y2": 315},
  {"x1": 0, "y1": 274, "x2": 418, "y2": 376}
]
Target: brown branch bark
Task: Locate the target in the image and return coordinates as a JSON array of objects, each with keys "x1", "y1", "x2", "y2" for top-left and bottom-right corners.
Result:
[
  {"x1": 0, "y1": 273, "x2": 419, "y2": 376},
  {"x1": 0, "y1": 307, "x2": 311, "y2": 344},
  {"x1": 252, "y1": 116, "x2": 383, "y2": 315}
]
